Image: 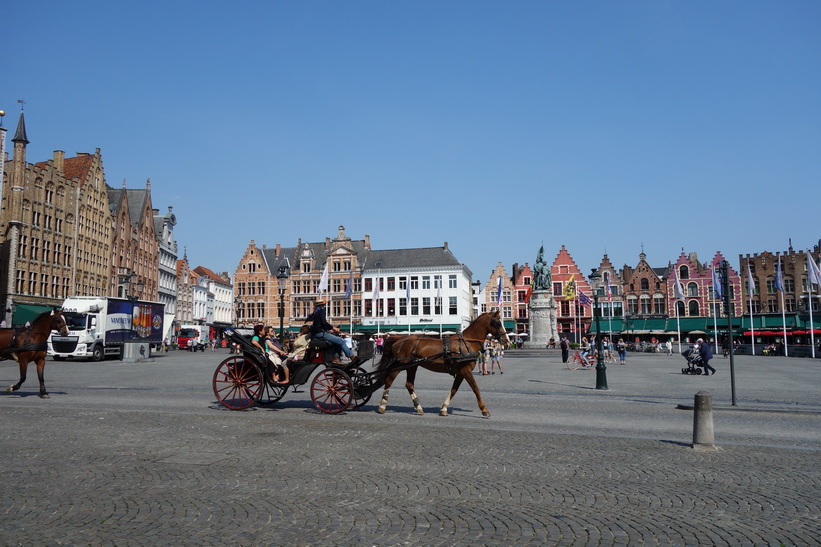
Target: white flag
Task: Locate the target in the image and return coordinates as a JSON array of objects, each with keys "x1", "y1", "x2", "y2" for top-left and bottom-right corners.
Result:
[
  {"x1": 673, "y1": 268, "x2": 685, "y2": 301},
  {"x1": 747, "y1": 263, "x2": 756, "y2": 299},
  {"x1": 808, "y1": 254, "x2": 821, "y2": 287},
  {"x1": 373, "y1": 276, "x2": 380, "y2": 300},
  {"x1": 318, "y1": 262, "x2": 329, "y2": 294}
]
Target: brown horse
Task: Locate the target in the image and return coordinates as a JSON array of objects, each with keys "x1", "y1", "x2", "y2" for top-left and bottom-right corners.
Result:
[
  {"x1": 375, "y1": 310, "x2": 509, "y2": 417},
  {"x1": 2, "y1": 309, "x2": 69, "y2": 399}
]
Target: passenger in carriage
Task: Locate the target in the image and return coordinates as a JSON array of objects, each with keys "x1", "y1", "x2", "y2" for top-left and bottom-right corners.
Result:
[
  {"x1": 287, "y1": 325, "x2": 311, "y2": 362},
  {"x1": 265, "y1": 327, "x2": 290, "y2": 385},
  {"x1": 251, "y1": 325, "x2": 284, "y2": 384},
  {"x1": 306, "y1": 300, "x2": 355, "y2": 365}
]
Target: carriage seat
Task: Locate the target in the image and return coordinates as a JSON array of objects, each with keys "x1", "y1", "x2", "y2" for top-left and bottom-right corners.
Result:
[{"x1": 308, "y1": 339, "x2": 334, "y2": 350}]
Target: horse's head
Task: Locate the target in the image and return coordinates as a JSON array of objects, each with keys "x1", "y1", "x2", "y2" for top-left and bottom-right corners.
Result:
[
  {"x1": 51, "y1": 309, "x2": 69, "y2": 336},
  {"x1": 487, "y1": 310, "x2": 510, "y2": 345}
]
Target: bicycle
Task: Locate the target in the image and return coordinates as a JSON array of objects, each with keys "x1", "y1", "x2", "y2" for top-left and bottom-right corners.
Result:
[{"x1": 567, "y1": 350, "x2": 596, "y2": 370}]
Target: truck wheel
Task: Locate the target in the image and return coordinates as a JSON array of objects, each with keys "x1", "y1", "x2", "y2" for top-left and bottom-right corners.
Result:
[{"x1": 92, "y1": 345, "x2": 104, "y2": 362}]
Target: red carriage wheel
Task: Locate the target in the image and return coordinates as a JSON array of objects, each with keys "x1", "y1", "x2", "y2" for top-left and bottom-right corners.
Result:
[
  {"x1": 213, "y1": 356, "x2": 263, "y2": 410},
  {"x1": 310, "y1": 368, "x2": 353, "y2": 414}
]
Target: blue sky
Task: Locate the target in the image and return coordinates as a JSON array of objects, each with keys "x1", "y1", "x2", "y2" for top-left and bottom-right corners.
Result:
[{"x1": 5, "y1": 1, "x2": 820, "y2": 282}]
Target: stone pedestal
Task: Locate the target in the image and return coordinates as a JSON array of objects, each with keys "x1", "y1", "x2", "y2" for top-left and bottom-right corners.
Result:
[{"x1": 525, "y1": 290, "x2": 558, "y2": 348}]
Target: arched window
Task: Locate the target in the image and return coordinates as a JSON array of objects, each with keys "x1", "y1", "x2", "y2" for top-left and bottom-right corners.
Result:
[
  {"x1": 688, "y1": 300, "x2": 700, "y2": 316},
  {"x1": 676, "y1": 301, "x2": 685, "y2": 316},
  {"x1": 679, "y1": 265, "x2": 690, "y2": 280},
  {"x1": 640, "y1": 278, "x2": 649, "y2": 291},
  {"x1": 687, "y1": 282, "x2": 698, "y2": 297}
]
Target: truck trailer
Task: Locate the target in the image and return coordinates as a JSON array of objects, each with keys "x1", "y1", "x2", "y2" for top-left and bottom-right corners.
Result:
[{"x1": 49, "y1": 296, "x2": 166, "y2": 361}]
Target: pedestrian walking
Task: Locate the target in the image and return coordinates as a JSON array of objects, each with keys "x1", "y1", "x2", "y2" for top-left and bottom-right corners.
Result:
[
  {"x1": 560, "y1": 335, "x2": 569, "y2": 364},
  {"x1": 697, "y1": 338, "x2": 716, "y2": 375}
]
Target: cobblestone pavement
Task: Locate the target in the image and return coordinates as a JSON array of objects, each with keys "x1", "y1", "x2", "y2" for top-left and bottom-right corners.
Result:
[{"x1": 1, "y1": 348, "x2": 819, "y2": 545}]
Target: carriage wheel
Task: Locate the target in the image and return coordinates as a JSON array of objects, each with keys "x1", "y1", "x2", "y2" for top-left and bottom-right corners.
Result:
[
  {"x1": 258, "y1": 382, "x2": 287, "y2": 405},
  {"x1": 349, "y1": 366, "x2": 374, "y2": 409},
  {"x1": 213, "y1": 356, "x2": 263, "y2": 410},
  {"x1": 310, "y1": 368, "x2": 353, "y2": 414}
]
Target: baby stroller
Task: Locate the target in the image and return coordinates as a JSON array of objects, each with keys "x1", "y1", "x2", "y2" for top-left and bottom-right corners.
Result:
[{"x1": 681, "y1": 346, "x2": 704, "y2": 375}]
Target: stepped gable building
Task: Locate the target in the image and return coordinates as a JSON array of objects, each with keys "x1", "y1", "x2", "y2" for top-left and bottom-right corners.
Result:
[
  {"x1": 483, "y1": 262, "x2": 514, "y2": 325},
  {"x1": 234, "y1": 226, "x2": 474, "y2": 334},
  {"x1": 511, "y1": 262, "x2": 534, "y2": 335},
  {"x1": 551, "y1": 245, "x2": 591, "y2": 339},
  {"x1": 107, "y1": 180, "x2": 159, "y2": 301},
  {"x1": 0, "y1": 112, "x2": 116, "y2": 324},
  {"x1": 665, "y1": 251, "x2": 740, "y2": 318},
  {"x1": 594, "y1": 254, "x2": 624, "y2": 320},
  {"x1": 175, "y1": 255, "x2": 194, "y2": 326}
]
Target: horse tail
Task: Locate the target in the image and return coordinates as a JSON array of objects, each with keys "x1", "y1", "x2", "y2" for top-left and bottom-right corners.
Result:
[{"x1": 376, "y1": 336, "x2": 403, "y2": 372}]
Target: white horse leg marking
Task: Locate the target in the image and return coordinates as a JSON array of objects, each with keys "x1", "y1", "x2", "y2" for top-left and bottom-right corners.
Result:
[
  {"x1": 411, "y1": 392, "x2": 424, "y2": 414},
  {"x1": 440, "y1": 394, "x2": 452, "y2": 416},
  {"x1": 378, "y1": 388, "x2": 390, "y2": 414}
]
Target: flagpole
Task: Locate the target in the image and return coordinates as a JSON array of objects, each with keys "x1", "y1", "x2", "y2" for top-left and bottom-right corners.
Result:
[
  {"x1": 713, "y1": 304, "x2": 719, "y2": 355},
  {"x1": 809, "y1": 280, "x2": 815, "y2": 359},
  {"x1": 776, "y1": 256, "x2": 788, "y2": 357},
  {"x1": 747, "y1": 263, "x2": 756, "y2": 356},
  {"x1": 676, "y1": 303, "x2": 682, "y2": 354}
]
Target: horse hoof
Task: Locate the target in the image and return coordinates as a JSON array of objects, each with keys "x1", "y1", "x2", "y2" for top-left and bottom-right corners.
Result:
[
  {"x1": 439, "y1": 410, "x2": 448, "y2": 416},
  {"x1": 482, "y1": 411, "x2": 491, "y2": 418},
  {"x1": 377, "y1": 407, "x2": 386, "y2": 414},
  {"x1": 6, "y1": 385, "x2": 14, "y2": 393},
  {"x1": 416, "y1": 408, "x2": 425, "y2": 415},
  {"x1": 39, "y1": 393, "x2": 50, "y2": 399}
]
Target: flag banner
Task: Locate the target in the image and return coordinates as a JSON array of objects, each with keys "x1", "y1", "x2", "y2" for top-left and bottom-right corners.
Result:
[
  {"x1": 406, "y1": 276, "x2": 411, "y2": 301},
  {"x1": 496, "y1": 275, "x2": 503, "y2": 307},
  {"x1": 563, "y1": 275, "x2": 576, "y2": 301},
  {"x1": 344, "y1": 269, "x2": 353, "y2": 299},
  {"x1": 318, "y1": 262, "x2": 329, "y2": 294},
  {"x1": 673, "y1": 269, "x2": 685, "y2": 301},
  {"x1": 373, "y1": 276, "x2": 380, "y2": 300},
  {"x1": 775, "y1": 256, "x2": 784, "y2": 292},
  {"x1": 712, "y1": 266, "x2": 723, "y2": 300},
  {"x1": 525, "y1": 284, "x2": 533, "y2": 303},
  {"x1": 808, "y1": 254, "x2": 821, "y2": 287},
  {"x1": 603, "y1": 272, "x2": 612, "y2": 302},
  {"x1": 747, "y1": 263, "x2": 755, "y2": 299},
  {"x1": 578, "y1": 290, "x2": 592, "y2": 307}
]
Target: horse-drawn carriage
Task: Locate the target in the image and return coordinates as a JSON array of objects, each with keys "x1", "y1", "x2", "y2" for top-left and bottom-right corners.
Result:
[
  {"x1": 212, "y1": 327, "x2": 381, "y2": 413},
  {"x1": 212, "y1": 310, "x2": 510, "y2": 417}
]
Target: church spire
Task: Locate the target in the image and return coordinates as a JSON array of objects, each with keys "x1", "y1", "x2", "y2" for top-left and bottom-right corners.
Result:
[{"x1": 12, "y1": 111, "x2": 28, "y2": 145}]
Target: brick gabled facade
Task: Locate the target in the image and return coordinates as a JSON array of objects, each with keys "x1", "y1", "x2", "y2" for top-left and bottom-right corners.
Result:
[
  {"x1": 511, "y1": 262, "x2": 533, "y2": 334},
  {"x1": 551, "y1": 245, "x2": 591, "y2": 337},
  {"x1": 483, "y1": 262, "x2": 514, "y2": 322},
  {"x1": 622, "y1": 252, "x2": 667, "y2": 317}
]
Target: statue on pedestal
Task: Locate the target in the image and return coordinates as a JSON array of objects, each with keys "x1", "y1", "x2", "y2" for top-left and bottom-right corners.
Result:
[
  {"x1": 526, "y1": 244, "x2": 558, "y2": 348},
  {"x1": 533, "y1": 245, "x2": 551, "y2": 291}
]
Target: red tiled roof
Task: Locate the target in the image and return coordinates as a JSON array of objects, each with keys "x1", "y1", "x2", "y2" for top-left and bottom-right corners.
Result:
[{"x1": 64, "y1": 154, "x2": 95, "y2": 180}]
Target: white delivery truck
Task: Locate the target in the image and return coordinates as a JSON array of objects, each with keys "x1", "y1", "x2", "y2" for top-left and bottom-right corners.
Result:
[{"x1": 48, "y1": 296, "x2": 166, "y2": 361}]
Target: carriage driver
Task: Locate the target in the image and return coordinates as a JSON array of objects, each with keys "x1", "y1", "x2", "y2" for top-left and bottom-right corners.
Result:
[{"x1": 306, "y1": 300, "x2": 356, "y2": 365}]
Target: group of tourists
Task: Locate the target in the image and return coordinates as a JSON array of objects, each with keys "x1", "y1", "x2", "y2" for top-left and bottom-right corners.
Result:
[{"x1": 476, "y1": 334, "x2": 504, "y2": 375}]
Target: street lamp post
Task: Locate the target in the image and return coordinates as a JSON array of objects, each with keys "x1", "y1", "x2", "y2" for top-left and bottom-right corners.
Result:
[
  {"x1": 589, "y1": 269, "x2": 608, "y2": 390},
  {"x1": 118, "y1": 270, "x2": 144, "y2": 361},
  {"x1": 234, "y1": 296, "x2": 243, "y2": 326},
  {"x1": 276, "y1": 265, "x2": 290, "y2": 344}
]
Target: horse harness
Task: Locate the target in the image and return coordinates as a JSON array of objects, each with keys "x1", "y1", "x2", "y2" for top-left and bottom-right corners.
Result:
[
  {"x1": 394, "y1": 333, "x2": 480, "y2": 376},
  {"x1": 0, "y1": 324, "x2": 49, "y2": 362}
]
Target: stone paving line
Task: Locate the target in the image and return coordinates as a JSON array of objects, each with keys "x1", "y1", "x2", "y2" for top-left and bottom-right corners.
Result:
[{"x1": 1, "y1": 348, "x2": 820, "y2": 545}]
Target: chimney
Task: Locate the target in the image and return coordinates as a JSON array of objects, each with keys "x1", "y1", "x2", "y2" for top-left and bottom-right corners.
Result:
[
  {"x1": 365, "y1": 235, "x2": 370, "y2": 249},
  {"x1": 325, "y1": 237, "x2": 330, "y2": 250},
  {"x1": 53, "y1": 150, "x2": 65, "y2": 172},
  {"x1": 276, "y1": 243, "x2": 281, "y2": 257},
  {"x1": 444, "y1": 241, "x2": 449, "y2": 250}
]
